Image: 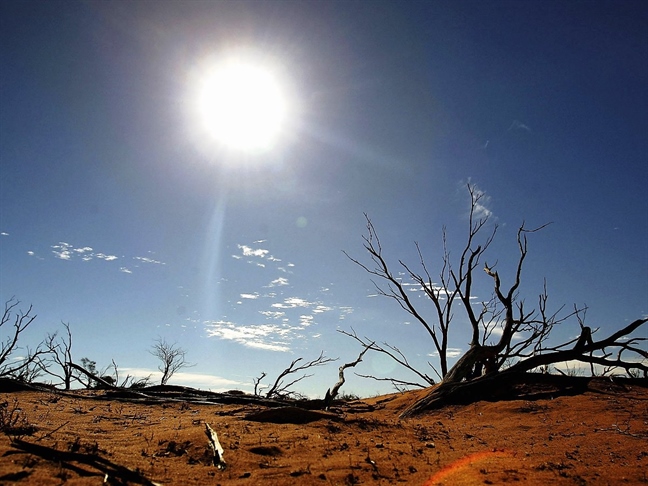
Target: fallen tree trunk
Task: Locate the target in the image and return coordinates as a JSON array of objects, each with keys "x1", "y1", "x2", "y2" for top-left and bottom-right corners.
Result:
[
  {"x1": 401, "y1": 318, "x2": 647, "y2": 418},
  {"x1": 68, "y1": 361, "x2": 120, "y2": 390}
]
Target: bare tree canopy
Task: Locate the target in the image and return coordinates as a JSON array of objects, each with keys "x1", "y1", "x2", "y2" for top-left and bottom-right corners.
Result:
[
  {"x1": 0, "y1": 298, "x2": 44, "y2": 380},
  {"x1": 345, "y1": 184, "x2": 647, "y2": 417},
  {"x1": 149, "y1": 339, "x2": 192, "y2": 385},
  {"x1": 42, "y1": 322, "x2": 75, "y2": 390}
]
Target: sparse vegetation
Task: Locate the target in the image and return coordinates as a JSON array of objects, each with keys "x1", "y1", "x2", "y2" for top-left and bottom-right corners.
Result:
[{"x1": 0, "y1": 398, "x2": 36, "y2": 437}]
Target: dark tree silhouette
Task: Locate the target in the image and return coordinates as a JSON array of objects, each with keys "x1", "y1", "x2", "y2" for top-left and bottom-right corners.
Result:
[
  {"x1": 345, "y1": 184, "x2": 647, "y2": 417},
  {"x1": 0, "y1": 298, "x2": 45, "y2": 380},
  {"x1": 42, "y1": 322, "x2": 75, "y2": 390},
  {"x1": 150, "y1": 339, "x2": 192, "y2": 386}
]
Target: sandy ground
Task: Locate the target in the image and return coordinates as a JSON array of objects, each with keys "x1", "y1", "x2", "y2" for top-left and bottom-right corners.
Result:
[{"x1": 1, "y1": 377, "x2": 647, "y2": 485}]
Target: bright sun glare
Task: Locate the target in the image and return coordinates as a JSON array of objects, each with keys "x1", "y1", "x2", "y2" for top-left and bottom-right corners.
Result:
[{"x1": 196, "y1": 59, "x2": 288, "y2": 153}]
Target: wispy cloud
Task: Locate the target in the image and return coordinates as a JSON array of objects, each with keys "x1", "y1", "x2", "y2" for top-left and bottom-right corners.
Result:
[
  {"x1": 271, "y1": 297, "x2": 313, "y2": 309},
  {"x1": 338, "y1": 307, "x2": 354, "y2": 320},
  {"x1": 211, "y1": 240, "x2": 349, "y2": 351},
  {"x1": 508, "y1": 120, "x2": 531, "y2": 132},
  {"x1": 205, "y1": 320, "x2": 292, "y2": 352},
  {"x1": 50, "y1": 242, "x2": 120, "y2": 262},
  {"x1": 134, "y1": 256, "x2": 165, "y2": 265},
  {"x1": 299, "y1": 315, "x2": 314, "y2": 326},
  {"x1": 313, "y1": 305, "x2": 333, "y2": 313},
  {"x1": 27, "y1": 240, "x2": 164, "y2": 273},
  {"x1": 428, "y1": 348, "x2": 463, "y2": 358},
  {"x1": 0, "y1": 232, "x2": 8, "y2": 236}
]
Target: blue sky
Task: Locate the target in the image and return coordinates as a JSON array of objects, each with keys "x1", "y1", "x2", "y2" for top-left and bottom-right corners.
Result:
[{"x1": 1, "y1": 0, "x2": 646, "y2": 396}]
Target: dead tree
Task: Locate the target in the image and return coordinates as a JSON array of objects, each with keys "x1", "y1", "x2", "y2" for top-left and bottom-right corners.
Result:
[
  {"x1": 42, "y1": 322, "x2": 75, "y2": 389},
  {"x1": 345, "y1": 184, "x2": 647, "y2": 417},
  {"x1": 323, "y1": 346, "x2": 371, "y2": 409},
  {"x1": 252, "y1": 372, "x2": 267, "y2": 396},
  {"x1": 150, "y1": 339, "x2": 192, "y2": 386},
  {"x1": 262, "y1": 352, "x2": 336, "y2": 399},
  {"x1": 344, "y1": 185, "x2": 497, "y2": 381},
  {"x1": 0, "y1": 298, "x2": 45, "y2": 379}
]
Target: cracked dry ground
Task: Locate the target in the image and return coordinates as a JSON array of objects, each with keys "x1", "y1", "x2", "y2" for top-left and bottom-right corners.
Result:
[{"x1": 1, "y1": 379, "x2": 647, "y2": 485}]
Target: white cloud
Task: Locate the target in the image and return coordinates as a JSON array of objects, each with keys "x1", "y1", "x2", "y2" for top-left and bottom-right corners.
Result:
[
  {"x1": 276, "y1": 262, "x2": 296, "y2": 274},
  {"x1": 271, "y1": 297, "x2": 313, "y2": 309},
  {"x1": 428, "y1": 348, "x2": 463, "y2": 358},
  {"x1": 259, "y1": 311, "x2": 285, "y2": 319},
  {"x1": 50, "y1": 242, "x2": 119, "y2": 262},
  {"x1": 0, "y1": 232, "x2": 8, "y2": 236},
  {"x1": 135, "y1": 256, "x2": 165, "y2": 265},
  {"x1": 33, "y1": 240, "x2": 174, "y2": 273},
  {"x1": 299, "y1": 315, "x2": 314, "y2": 327},
  {"x1": 52, "y1": 242, "x2": 73, "y2": 260},
  {"x1": 474, "y1": 203, "x2": 492, "y2": 219},
  {"x1": 96, "y1": 253, "x2": 118, "y2": 261},
  {"x1": 486, "y1": 326, "x2": 524, "y2": 341},
  {"x1": 313, "y1": 305, "x2": 333, "y2": 313},
  {"x1": 238, "y1": 244, "x2": 269, "y2": 258},
  {"x1": 268, "y1": 277, "x2": 289, "y2": 287},
  {"x1": 240, "y1": 293, "x2": 259, "y2": 299},
  {"x1": 205, "y1": 320, "x2": 291, "y2": 352}
]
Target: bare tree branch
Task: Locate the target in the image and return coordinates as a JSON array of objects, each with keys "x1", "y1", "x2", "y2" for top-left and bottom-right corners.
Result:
[
  {"x1": 0, "y1": 298, "x2": 45, "y2": 380},
  {"x1": 338, "y1": 328, "x2": 436, "y2": 387},
  {"x1": 263, "y1": 352, "x2": 336, "y2": 399}
]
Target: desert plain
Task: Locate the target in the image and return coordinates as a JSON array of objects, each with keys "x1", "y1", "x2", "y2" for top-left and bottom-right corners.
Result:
[{"x1": 1, "y1": 376, "x2": 647, "y2": 485}]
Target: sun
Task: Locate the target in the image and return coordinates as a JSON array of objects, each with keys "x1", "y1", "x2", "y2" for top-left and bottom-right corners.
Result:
[{"x1": 195, "y1": 59, "x2": 288, "y2": 153}]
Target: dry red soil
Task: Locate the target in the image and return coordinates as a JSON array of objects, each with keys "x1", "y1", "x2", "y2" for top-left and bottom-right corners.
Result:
[{"x1": 1, "y1": 378, "x2": 647, "y2": 485}]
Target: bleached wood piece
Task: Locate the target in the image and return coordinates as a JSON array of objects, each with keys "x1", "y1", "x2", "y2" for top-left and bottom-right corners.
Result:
[{"x1": 204, "y1": 423, "x2": 226, "y2": 469}]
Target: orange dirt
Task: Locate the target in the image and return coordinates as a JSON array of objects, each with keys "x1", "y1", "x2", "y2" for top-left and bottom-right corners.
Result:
[{"x1": 1, "y1": 378, "x2": 647, "y2": 485}]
